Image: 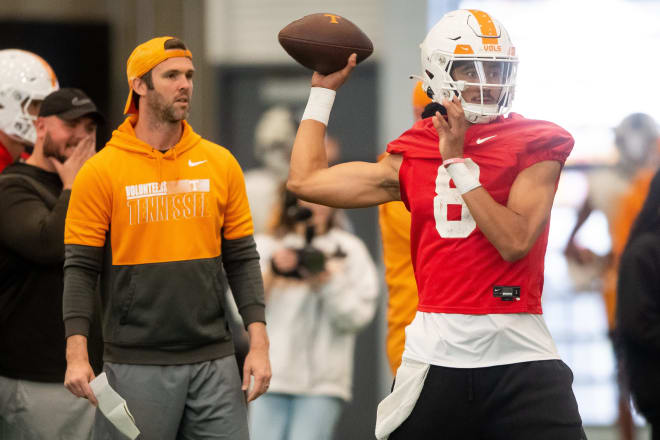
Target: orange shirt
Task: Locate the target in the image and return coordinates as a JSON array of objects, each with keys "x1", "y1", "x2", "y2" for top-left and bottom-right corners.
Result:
[
  {"x1": 65, "y1": 116, "x2": 253, "y2": 263},
  {"x1": 602, "y1": 168, "x2": 655, "y2": 328},
  {"x1": 378, "y1": 199, "x2": 418, "y2": 374}
]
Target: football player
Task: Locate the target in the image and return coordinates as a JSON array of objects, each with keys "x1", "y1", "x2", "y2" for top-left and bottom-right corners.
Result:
[
  {"x1": 288, "y1": 9, "x2": 586, "y2": 439},
  {"x1": 0, "y1": 49, "x2": 59, "y2": 172}
]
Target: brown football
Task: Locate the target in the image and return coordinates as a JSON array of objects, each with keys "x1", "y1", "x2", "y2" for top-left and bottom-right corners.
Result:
[{"x1": 278, "y1": 13, "x2": 373, "y2": 75}]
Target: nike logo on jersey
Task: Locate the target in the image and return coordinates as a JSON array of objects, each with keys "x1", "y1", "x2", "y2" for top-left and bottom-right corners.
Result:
[
  {"x1": 476, "y1": 135, "x2": 497, "y2": 144},
  {"x1": 188, "y1": 159, "x2": 207, "y2": 167}
]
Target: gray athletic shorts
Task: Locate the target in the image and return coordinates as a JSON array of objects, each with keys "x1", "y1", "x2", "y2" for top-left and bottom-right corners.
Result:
[
  {"x1": 93, "y1": 356, "x2": 248, "y2": 440},
  {"x1": 0, "y1": 375, "x2": 95, "y2": 439}
]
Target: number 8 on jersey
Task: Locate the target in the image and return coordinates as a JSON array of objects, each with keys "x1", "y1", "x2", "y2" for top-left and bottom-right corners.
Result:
[{"x1": 433, "y1": 158, "x2": 480, "y2": 238}]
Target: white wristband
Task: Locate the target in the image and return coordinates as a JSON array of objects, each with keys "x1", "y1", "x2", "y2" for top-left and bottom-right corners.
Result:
[
  {"x1": 446, "y1": 162, "x2": 481, "y2": 195},
  {"x1": 301, "y1": 87, "x2": 336, "y2": 126}
]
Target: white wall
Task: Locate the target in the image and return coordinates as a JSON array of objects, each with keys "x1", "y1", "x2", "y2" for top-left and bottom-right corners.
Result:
[{"x1": 205, "y1": 0, "x2": 385, "y2": 64}]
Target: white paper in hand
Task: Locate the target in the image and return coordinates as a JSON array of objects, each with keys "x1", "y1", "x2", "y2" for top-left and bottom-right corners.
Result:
[{"x1": 90, "y1": 373, "x2": 140, "y2": 440}]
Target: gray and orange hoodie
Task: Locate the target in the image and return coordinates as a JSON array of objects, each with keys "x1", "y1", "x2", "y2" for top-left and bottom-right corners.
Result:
[{"x1": 63, "y1": 115, "x2": 265, "y2": 365}]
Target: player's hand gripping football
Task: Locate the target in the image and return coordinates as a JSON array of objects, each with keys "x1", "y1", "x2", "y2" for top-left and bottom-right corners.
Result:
[
  {"x1": 432, "y1": 96, "x2": 468, "y2": 160},
  {"x1": 311, "y1": 53, "x2": 357, "y2": 91}
]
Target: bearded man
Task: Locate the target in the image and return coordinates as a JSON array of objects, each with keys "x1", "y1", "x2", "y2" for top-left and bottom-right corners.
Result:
[
  {"x1": 62, "y1": 37, "x2": 271, "y2": 440},
  {"x1": 0, "y1": 87, "x2": 102, "y2": 439}
]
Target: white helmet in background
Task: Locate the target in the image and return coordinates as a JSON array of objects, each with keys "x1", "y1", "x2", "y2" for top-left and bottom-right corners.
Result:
[
  {"x1": 254, "y1": 106, "x2": 296, "y2": 179},
  {"x1": 419, "y1": 9, "x2": 517, "y2": 124},
  {"x1": 614, "y1": 113, "x2": 659, "y2": 168},
  {"x1": 0, "y1": 49, "x2": 59, "y2": 145}
]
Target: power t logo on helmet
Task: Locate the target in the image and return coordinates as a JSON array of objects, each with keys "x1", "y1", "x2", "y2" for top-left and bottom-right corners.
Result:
[
  {"x1": 419, "y1": 9, "x2": 517, "y2": 124},
  {"x1": 0, "y1": 49, "x2": 59, "y2": 146}
]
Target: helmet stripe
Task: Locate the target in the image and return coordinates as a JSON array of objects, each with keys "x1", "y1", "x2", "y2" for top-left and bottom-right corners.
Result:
[
  {"x1": 468, "y1": 9, "x2": 498, "y2": 45},
  {"x1": 16, "y1": 49, "x2": 58, "y2": 88}
]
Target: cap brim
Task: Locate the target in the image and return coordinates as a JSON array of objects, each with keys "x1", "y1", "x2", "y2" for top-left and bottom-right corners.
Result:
[
  {"x1": 124, "y1": 88, "x2": 137, "y2": 114},
  {"x1": 57, "y1": 107, "x2": 105, "y2": 124}
]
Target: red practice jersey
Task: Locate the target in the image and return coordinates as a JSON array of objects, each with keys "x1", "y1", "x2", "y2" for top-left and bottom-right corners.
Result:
[
  {"x1": 387, "y1": 113, "x2": 573, "y2": 315},
  {"x1": 0, "y1": 142, "x2": 13, "y2": 173}
]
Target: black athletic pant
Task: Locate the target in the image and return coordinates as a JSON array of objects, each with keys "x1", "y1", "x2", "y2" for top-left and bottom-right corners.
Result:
[{"x1": 390, "y1": 360, "x2": 587, "y2": 440}]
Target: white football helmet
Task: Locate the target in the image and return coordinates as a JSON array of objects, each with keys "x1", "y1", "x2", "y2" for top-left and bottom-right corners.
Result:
[
  {"x1": 614, "y1": 113, "x2": 659, "y2": 167},
  {"x1": 0, "y1": 49, "x2": 59, "y2": 145},
  {"x1": 419, "y1": 9, "x2": 517, "y2": 124},
  {"x1": 254, "y1": 106, "x2": 297, "y2": 179}
]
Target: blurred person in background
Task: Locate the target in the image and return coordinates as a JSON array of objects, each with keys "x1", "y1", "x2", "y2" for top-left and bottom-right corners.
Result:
[
  {"x1": 227, "y1": 107, "x2": 297, "y2": 385},
  {"x1": 0, "y1": 49, "x2": 59, "y2": 172},
  {"x1": 61, "y1": 36, "x2": 270, "y2": 439},
  {"x1": 411, "y1": 80, "x2": 433, "y2": 121},
  {"x1": 616, "y1": 169, "x2": 660, "y2": 440},
  {"x1": 246, "y1": 106, "x2": 298, "y2": 234},
  {"x1": 240, "y1": 108, "x2": 343, "y2": 381},
  {"x1": 378, "y1": 80, "x2": 431, "y2": 375},
  {"x1": 249, "y1": 189, "x2": 378, "y2": 440},
  {"x1": 245, "y1": 106, "x2": 342, "y2": 234},
  {"x1": 565, "y1": 112, "x2": 659, "y2": 440},
  {"x1": 0, "y1": 88, "x2": 102, "y2": 439}
]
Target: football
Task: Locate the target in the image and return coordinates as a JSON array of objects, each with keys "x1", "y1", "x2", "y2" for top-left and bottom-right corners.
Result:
[{"x1": 278, "y1": 13, "x2": 373, "y2": 75}]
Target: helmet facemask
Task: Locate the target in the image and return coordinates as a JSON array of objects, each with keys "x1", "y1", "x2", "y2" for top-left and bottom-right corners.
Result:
[
  {"x1": 419, "y1": 9, "x2": 518, "y2": 124},
  {"x1": 422, "y1": 51, "x2": 517, "y2": 124},
  {"x1": 0, "y1": 86, "x2": 42, "y2": 145},
  {"x1": 0, "y1": 49, "x2": 59, "y2": 146}
]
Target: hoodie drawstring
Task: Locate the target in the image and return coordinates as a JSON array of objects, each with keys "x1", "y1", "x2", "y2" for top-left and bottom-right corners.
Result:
[
  {"x1": 153, "y1": 148, "x2": 182, "y2": 182},
  {"x1": 154, "y1": 150, "x2": 163, "y2": 182},
  {"x1": 172, "y1": 147, "x2": 180, "y2": 180},
  {"x1": 106, "y1": 118, "x2": 202, "y2": 183}
]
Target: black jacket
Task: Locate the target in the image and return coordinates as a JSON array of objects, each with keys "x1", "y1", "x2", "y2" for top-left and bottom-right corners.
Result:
[
  {"x1": 0, "y1": 163, "x2": 102, "y2": 382},
  {"x1": 616, "y1": 232, "x2": 660, "y2": 419}
]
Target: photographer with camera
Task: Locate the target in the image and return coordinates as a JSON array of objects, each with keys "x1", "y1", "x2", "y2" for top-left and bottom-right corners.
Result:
[{"x1": 249, "y1": 189, "x2": 379, "y2": 440}]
